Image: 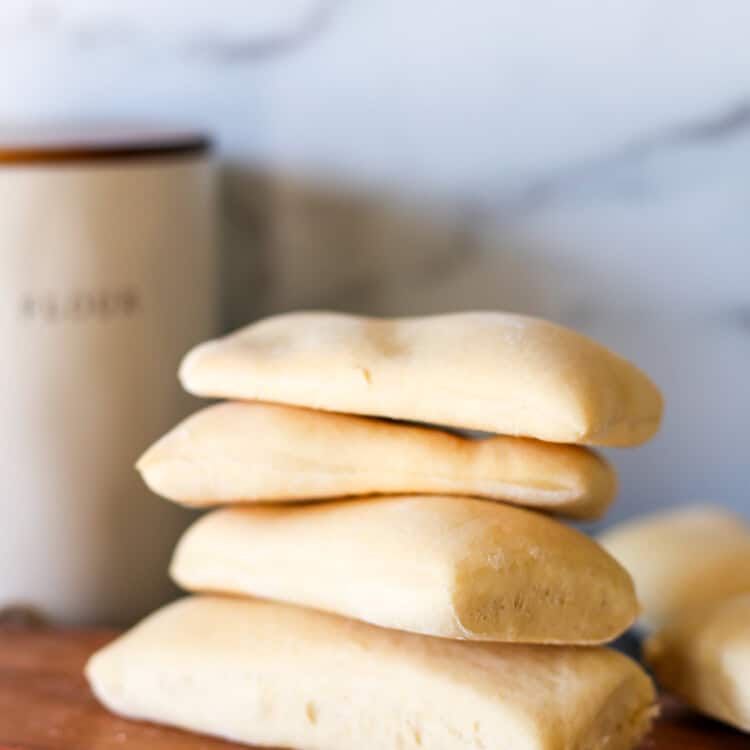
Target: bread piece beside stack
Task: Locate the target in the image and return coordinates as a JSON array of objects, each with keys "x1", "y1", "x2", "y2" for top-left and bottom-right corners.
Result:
[
  {"x1": 644, "y1": 593, "x2": 750, "y2": 733},
  {"x1": 88, "y1": 310, "x2": 664, "y2": 750},
  {"x1": 601, "y1": 506, "x2": 750, "y2": 733},
  {"x1": 600, "y1": 505, "x2": 750, "y2": 631}
]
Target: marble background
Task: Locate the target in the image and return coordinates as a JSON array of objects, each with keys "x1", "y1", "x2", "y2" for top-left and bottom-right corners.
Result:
[{"x1": 1, "y1": 0, "x2": 748, "y2": 524}]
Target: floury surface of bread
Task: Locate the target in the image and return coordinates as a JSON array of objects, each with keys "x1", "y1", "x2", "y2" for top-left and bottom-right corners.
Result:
[
  {"x1": 171, "y1": 495, "x2": 638, "y2": 644},
  {"x1": 138, "y1": 401, "x2": 616, "y2": 519},
  {"x1": 87, "y1": 596, "x2": 658, "y2": 750},
  {"x1": 179, "y1": 311, "x2": 663, "y2": 446},
  {"x1": 600, "y1": 505, "x2": 750, "y2": 631},
  {"x1": 645, "y1": 594, "x2": 750, "y2": 732}
]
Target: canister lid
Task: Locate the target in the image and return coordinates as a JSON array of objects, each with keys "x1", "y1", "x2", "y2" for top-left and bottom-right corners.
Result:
[{"x1": 0, "y1": 126, "x2": 210, "y2": 164}]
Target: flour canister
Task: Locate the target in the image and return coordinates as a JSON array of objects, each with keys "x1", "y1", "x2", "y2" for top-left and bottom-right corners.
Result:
[{"x1": 0, "y1": 129, "x2": 218, "y2": 625}]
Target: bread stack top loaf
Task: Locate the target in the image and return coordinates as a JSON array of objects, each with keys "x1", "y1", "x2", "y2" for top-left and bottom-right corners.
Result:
[
  {"x1": 88, "y1": 310, "x2": 662, "y2": 750},
  {"x1": 179, "y1": 311, "x2": 662, "y2": 446}
]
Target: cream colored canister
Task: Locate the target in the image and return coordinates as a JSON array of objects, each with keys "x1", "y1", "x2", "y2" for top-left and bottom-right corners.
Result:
[{"x1": 0, "y1": 128, "x2": 218, "y2": 625}]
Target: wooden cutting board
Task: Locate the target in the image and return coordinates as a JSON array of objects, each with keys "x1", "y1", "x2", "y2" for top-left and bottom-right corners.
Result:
[{"x1": 0, "y1": 625, "x2": 746, "y2": 750}]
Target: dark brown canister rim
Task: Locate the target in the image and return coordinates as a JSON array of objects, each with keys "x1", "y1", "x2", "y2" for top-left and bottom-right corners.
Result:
[{"x1": 0, "y1": 126, "x2": 210, "y2": 164}]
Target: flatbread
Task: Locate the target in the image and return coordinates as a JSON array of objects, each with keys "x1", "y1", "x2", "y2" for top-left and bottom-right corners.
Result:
[
  {"x1": 600, "y1": 506, "x2": 750, "y2": 630},
  {"x1": 138, "y1": 401, "x2": 616, "y2": 519},
  {"x1": 87, "y1": 595, "x2": 658, "y2": 750},
  {"x1": 179, "y1": 311, "x2": 663, "y2": 446},
  {"x1": 171, "y1": 495, "x2": 638, "y2": 644},
  {"x1": 645, "y1": 593, "x2": 750, "y2": 732}
]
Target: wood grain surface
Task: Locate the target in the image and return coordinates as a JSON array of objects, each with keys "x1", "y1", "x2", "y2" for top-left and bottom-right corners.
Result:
[{"x1": 0, "y1": 625, "x2": 746, "y2": 750}]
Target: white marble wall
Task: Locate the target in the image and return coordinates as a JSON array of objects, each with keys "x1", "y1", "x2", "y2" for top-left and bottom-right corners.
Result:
[{"x1": 1, "y1": 0, "x2": 749, "y2": 523}]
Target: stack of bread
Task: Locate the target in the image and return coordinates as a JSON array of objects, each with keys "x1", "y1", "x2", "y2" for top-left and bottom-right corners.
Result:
[{"x1": 87, "y1": 311, "x2": 664, "y2": 750}]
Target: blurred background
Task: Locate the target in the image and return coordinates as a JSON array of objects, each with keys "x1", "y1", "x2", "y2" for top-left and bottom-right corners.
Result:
[{"x1": 0, "y1": 1, "x2": 747, "y2": 549}]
